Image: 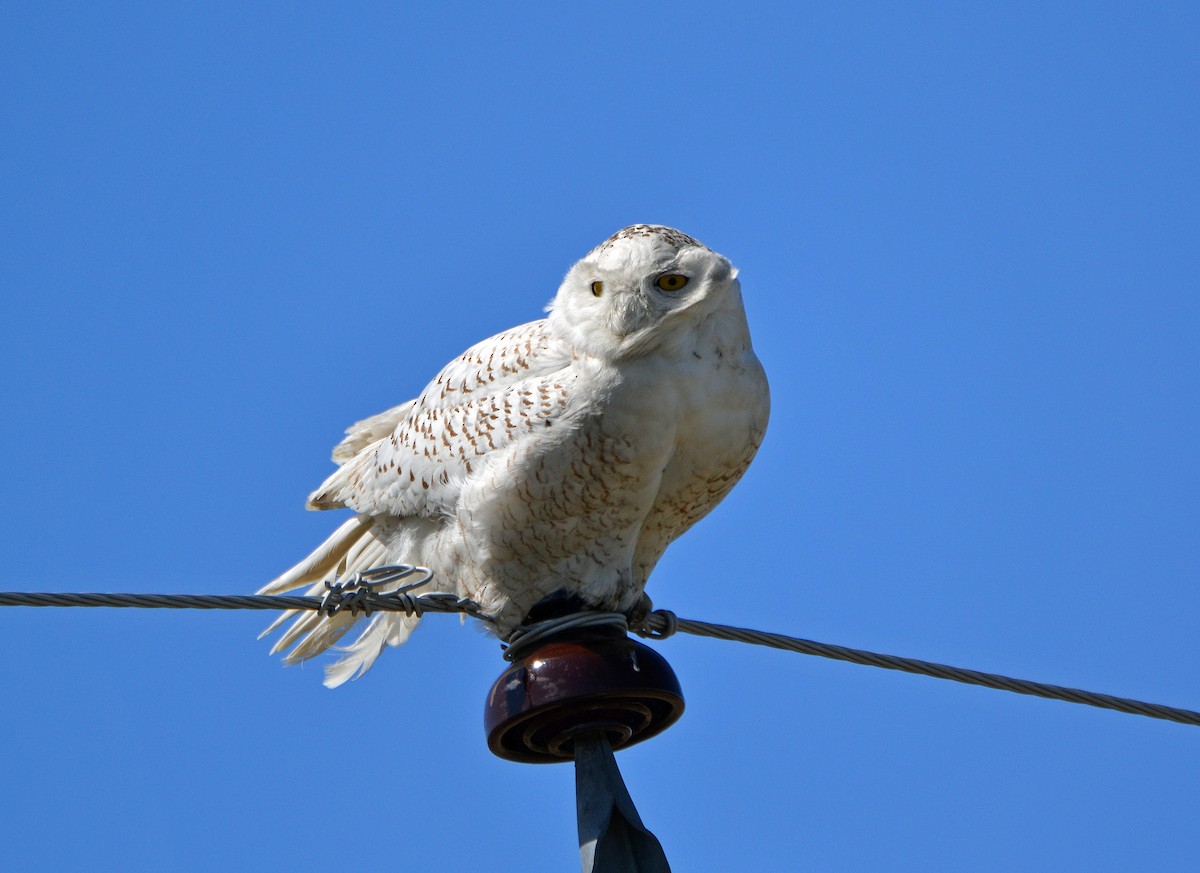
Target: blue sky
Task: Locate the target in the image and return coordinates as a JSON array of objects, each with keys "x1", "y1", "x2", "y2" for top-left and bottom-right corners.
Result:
[{"x1": 2, "y1": 3, "x2": 1197, "y2": 870}]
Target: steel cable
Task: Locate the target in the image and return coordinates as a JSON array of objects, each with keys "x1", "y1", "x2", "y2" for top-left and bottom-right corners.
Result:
[{"x1": 1, "y1": 586, "x2": 1195, "y2": 727}]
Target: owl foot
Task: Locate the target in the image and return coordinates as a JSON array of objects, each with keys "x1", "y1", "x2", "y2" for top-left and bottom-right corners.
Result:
[{"x1": 624, "y1": 592, "x2": 654, "y2": 629}]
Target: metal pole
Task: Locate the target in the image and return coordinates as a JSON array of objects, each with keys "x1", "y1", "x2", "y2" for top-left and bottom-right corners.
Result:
[{"x1": 574, "y1": 731, "x2": 671, "y2": 873}]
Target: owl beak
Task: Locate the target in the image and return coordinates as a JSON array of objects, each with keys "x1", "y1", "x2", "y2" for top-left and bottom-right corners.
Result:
[{"x1": 605, "y1": 287, "x2": 654, "y2": 339}]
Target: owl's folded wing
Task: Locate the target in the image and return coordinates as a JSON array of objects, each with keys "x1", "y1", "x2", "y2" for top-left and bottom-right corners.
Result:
[{"x1": 307, "y1": 318, "x2": 576, "y2": 518}]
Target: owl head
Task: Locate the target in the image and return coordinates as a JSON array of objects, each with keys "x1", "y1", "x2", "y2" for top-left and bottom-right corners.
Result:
[{"x1": 547, "y1": 225, "x2": 742, "y2": 359}]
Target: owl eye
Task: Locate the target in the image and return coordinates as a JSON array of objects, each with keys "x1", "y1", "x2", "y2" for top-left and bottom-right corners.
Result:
[
  {"x1": 655, "y1": 274, "x2": 689, "y2": 292},
  {"x1": 591, "y1": 280, "x2": 604, "y2": 297}
]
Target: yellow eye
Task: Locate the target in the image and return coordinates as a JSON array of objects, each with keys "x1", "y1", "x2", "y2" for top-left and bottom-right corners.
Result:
[
  {"x1": 591, "y1": 280, "x2": 604, "y2": 297},
  {"x1": 655, "y1": 274, "x2": 688, "y2": 292}
]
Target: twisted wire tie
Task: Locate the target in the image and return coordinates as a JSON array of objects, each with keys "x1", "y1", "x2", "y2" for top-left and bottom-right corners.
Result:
[
  {"x1": 502, "y1": 612, "x2": 631, "y2": 662},
  {"x1": 637, "y1": 609, "x2": 678, "y2": 640},
  {"x1": 317, "y1": 565, "x2": 438, "y2": 617}
]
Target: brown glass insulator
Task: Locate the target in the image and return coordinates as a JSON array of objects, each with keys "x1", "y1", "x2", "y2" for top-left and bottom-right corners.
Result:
[{"x1": 484, "y1": 626, "x2": 685, "y2": 764}]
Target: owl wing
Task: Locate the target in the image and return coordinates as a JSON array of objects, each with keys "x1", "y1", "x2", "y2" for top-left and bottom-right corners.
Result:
[
  {"x1": 307, "y1": 318, "x2": 576, "y2": 518},
  {"x1": 330, "y1": 401, "x2": 417, "y2": 465}
]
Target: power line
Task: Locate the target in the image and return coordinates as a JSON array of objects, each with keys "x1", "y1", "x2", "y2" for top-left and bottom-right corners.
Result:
[
  {"x1": 634, "y1": 612, "x2": 1200, "y2": 727},
  {"x1": 0, "y1": 584, "x2": 1195, "y2": 727},
  {"x1": 0, "y1": 589, "x2": 482, "y2": 617}
]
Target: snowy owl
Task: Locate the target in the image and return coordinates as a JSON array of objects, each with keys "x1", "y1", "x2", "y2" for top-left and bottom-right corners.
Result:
[{"x1": 261, "y1": 225, "x2": 770, "y2": 686}]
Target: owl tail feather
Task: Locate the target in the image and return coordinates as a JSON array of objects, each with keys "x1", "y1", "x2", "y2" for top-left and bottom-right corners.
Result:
[{"x1": 258, "y1": 516, "x2": 420, "y2": 688}]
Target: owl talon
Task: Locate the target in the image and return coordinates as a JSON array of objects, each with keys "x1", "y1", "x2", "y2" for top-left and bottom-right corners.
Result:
[{"x1": 625, "y1": 593, "x2": 654, "y2": 628}]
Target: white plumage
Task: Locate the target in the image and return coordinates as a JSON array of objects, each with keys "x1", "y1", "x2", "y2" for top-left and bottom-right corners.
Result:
[{"x1": 261, "y1": 225, "x2": 770, "y2": 686}]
